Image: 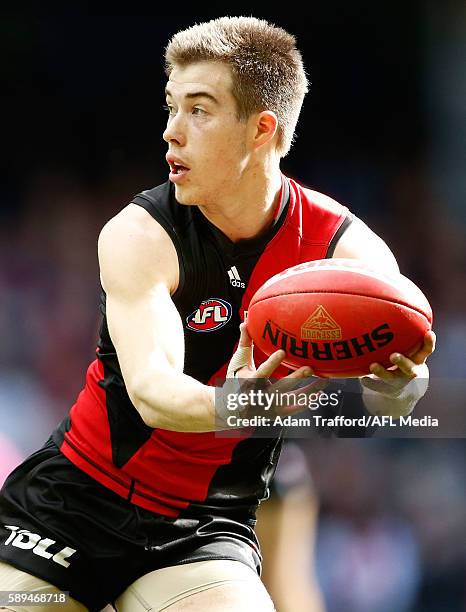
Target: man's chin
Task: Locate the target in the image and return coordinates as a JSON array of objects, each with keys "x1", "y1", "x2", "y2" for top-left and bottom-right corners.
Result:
[{"x1": 174, "y1": 184, "x2": 198, "y2": 206}]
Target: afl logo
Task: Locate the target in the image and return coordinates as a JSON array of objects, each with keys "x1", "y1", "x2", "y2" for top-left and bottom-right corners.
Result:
[{"x1": 186, "y1": 298, "x2": 232, "y2": 332}]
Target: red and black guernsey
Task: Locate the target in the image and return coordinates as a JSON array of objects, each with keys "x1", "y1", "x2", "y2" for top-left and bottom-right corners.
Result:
[{"x1": 52, "y1": 176, "x2": 352, "y2": 520}]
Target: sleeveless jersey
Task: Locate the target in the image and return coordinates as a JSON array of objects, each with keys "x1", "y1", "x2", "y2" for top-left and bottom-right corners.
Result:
[{"x1": 52, "y1": 176, "x2": 352, "y2": 520}]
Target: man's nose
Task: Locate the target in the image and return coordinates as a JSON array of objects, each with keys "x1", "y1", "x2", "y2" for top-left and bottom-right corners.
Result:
[{"x1": 163, "y1": 113, "x2": 186, "y2": 146}]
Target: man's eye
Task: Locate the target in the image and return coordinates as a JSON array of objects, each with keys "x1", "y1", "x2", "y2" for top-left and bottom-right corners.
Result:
[
  {"x1": 163, "y1": 104, "x2": 175, "y2": 115},
  {"x1": 192, "y1": 107, "x2": 206, "y2": 116}
]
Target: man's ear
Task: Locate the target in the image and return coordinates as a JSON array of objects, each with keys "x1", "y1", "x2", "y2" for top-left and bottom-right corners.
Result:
[{"x1": 251, "y1": 111, "x2": 279, "y2": 150}]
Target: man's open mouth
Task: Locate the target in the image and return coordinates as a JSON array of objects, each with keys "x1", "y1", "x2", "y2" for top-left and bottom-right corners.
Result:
[
  {"x1": 166, "y1": 154, "x2": 191, "y2": 177},
  {"x1": 170, "y1": 162, "x2": 189, "y2": 175}
]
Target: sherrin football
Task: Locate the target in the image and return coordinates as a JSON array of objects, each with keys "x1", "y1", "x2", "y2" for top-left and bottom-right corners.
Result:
[{"x1": 247, "y1": 259, "x2": 433, "y2": 378}]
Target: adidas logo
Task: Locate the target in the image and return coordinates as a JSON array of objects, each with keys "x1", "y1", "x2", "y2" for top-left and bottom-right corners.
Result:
[{"x1": 227, "y1": 266, "x2": 245, "y2": 288}]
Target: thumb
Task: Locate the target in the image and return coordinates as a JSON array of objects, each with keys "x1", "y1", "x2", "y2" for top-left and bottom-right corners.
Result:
[{"x1": 227, "y1": 322, "x2": 254, "y2": 377}]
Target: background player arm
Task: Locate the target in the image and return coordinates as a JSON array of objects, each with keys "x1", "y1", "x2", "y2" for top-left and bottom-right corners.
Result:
[
  {"x1": 98, "y1": 204, "x2": 219, "y2": 432},
  {"x1": 332, "y1": 216, "x2": 435, "y2": 416}
]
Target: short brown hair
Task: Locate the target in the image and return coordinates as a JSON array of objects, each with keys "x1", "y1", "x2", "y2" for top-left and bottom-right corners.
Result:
[{"x1": 165, "y1": 16, "x2": 309, "y2": 157}]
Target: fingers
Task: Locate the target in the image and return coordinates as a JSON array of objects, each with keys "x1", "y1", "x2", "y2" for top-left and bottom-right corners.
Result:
[
  {"x1": 370, "y1": 328, "x2": 436, "y2": 381},
  {"x1": 276, "y1": 379, "x2": 330, "y2": 416},
  {"x1": 254, "y1": 349, "x2": 286, "y2": 379},
  {"x1": 369, "y1": 362, "x2": 398, "y2": 380},
  {"x1": 388, "y1": 353, "x2": 417, "y2": 377},
  {"x1": 238, "y1": 322, "x2": 252, "y2": 348},
  {"x1": 411, "y1": 330, "x2": 436, "y2": 364},
  {"x1": 360, "y1": 375, "x2": 396, "y2": 395},
  {"x1": 389, "y1": 330, "x2": 436, "y2": 368},
  {"x1": 256, "y1": 358, "x2": 317, "y2": 386},
  {"x1": 226, "y1": 323, "x2": 254, "y2": 377},
  {"x1": 293, "y1": 365, "x2": 314, "y2": 377},
  {"x1": 284, "y1": 376, "x2": 328, "y2": 399},
  {"x1": 268, "y1": 366, "x2": 314, "y2": 395}
]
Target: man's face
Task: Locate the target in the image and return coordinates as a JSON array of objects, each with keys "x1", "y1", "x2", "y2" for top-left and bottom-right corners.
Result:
[{"x1": 163, "y1": 61, "x2": 250, "y2": 206}]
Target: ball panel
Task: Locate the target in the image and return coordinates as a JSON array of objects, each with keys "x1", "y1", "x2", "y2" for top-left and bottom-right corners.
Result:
[
  {"x1": 251, "y1": 259, "x2": 432, "y2": 323},
  {"x1": 247, "y1": 292, "x2": 431, "y2": 377}
]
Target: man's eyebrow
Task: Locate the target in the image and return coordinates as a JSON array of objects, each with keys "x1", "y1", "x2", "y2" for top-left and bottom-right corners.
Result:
[{"x1": 165, "y1": 88, "x2": 219, "y2": 105}]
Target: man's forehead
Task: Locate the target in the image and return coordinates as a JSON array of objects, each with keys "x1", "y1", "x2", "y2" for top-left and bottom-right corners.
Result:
[{"x1": 167, "y1": 62, "x2": 232, "y2": 96}]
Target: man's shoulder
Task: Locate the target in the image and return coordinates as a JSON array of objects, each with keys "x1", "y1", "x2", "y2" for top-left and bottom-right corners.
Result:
[
  {"x1": 98, "y1": 202, "x2": 179, "y2": 296},
  {"x1": 132, "y1": 180, "x2": 172, "y2": 206},
  {"x1": 99, "y1": 180, "x2": 178, "y2": 258},
  {"x1": 131, "y1": 180, "x2": 193, "y2": 235},
  {"x1": 99, "y1": 181, "x2": 173, "y2": 238},
  {"x1": 290, "y1": 177, "x2": 350, "y2": 216}
]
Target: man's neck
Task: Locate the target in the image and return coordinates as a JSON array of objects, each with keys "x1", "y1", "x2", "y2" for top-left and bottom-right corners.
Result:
[{"x1": 197, "y1": 165, "x2": 283, "y2": 243}]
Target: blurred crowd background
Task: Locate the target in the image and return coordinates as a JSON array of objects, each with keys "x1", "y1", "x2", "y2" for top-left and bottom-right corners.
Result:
[{"x1": 1, "y1": 5, "x2": 465, "y2": 611}]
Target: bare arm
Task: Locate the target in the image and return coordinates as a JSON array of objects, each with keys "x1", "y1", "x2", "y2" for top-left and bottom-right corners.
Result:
[{"x1": 98, "y1": 204, "x2": 216, "y2": 432}]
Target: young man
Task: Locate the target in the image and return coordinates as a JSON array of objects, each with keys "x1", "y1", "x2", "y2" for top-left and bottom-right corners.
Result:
[{"x1": 0, "y1": 17, "x2": 434, "y2": 611}]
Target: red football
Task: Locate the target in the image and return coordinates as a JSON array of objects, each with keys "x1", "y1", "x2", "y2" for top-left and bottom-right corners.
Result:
[{"x1": 247, "y1": 258, "x2": 433, "y2": 378}]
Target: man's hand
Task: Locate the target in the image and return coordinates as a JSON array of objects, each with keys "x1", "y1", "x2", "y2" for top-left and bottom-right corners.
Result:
[
  {"x1": 220, "y1": 324, "x2": 327, "y2": 423},
  {"x1": 360, "y1": 331, "x2": 436, "y2": 418}
]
